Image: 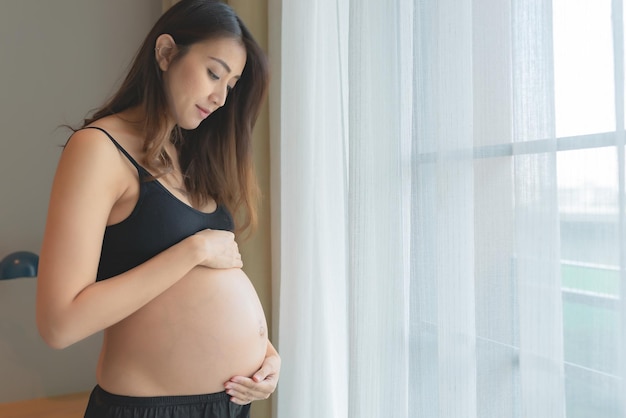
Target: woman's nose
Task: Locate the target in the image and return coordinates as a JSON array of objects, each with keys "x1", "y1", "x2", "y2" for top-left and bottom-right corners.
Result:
[{"x1": 209, "y1": 87, "x2": 227, "y2": 108}]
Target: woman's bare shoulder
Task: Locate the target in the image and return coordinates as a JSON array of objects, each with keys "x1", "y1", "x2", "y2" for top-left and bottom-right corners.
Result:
[
  {"x1": 54, "y1": 124, "x2": 140, "y2": 205},
  {"x1": 68, "y1": 116, "x2": 142, "y2": 162}
]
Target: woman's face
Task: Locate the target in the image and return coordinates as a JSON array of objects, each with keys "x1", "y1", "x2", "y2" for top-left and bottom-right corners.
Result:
[{"x1": 160, "y1": 37, "x2": 247, "y2": 130}]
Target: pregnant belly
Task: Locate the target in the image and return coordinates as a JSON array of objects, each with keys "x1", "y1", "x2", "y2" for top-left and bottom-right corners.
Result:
[{"x1": 97, "y1": 267, "x2": 268, "y2": 396}]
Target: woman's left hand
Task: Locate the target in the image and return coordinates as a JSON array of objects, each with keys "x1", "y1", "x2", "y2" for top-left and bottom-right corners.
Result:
[{"x1": 224, "y1": 341, "x2": 281, "y2": 405}]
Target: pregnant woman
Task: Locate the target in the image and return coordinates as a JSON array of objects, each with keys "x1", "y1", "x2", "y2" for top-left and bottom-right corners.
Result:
[{"x1": 35, "y1": 1, "x2": 280, "y2": 417}]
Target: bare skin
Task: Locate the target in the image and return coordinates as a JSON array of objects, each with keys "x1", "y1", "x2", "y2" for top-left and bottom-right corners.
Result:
[{"x1": 36, "y1": 36, "x2": 280, "y2": 405}]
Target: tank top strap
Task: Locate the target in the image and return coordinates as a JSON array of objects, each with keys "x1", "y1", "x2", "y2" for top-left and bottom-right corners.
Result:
[{"x1": 83, "y1": 126, "x2": 143, "y2": 171}]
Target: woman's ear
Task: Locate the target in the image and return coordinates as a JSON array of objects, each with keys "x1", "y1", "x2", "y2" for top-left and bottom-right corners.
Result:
[{"x1": 155, "y1": 34, "x2": 177, "y2": 71}]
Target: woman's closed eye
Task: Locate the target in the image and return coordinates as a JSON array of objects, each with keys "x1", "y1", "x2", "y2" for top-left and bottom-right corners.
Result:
[
  {"x1": 208, "y1": 69, "x2": 220, "y2": 81},
  {"x1": 208, "y1": 70, "x2": 234, "y2": 93}
]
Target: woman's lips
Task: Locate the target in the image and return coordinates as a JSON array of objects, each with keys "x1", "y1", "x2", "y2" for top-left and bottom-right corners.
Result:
[{"x1": 197, "y1": 105, "x2": 211, "y2": 119}]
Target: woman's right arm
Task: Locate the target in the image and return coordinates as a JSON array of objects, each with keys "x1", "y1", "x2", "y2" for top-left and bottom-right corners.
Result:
[{"x1": 36, "y1": 130, "x2": 239, "y2": 349}]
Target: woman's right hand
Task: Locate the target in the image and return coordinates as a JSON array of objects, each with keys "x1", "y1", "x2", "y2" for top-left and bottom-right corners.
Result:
[{"x1": 193, "y1": 229, "x2": 243, "y2": 269}]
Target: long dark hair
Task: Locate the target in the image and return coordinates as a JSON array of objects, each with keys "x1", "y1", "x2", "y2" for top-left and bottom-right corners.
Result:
[{"x1": 83, "y1": 0, "x2": 269, "y2": 235}]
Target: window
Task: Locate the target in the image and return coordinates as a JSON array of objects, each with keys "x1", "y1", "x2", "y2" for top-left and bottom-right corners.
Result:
[{"x1": 554, "y1": 0, "x2": 624, "y2": 415}]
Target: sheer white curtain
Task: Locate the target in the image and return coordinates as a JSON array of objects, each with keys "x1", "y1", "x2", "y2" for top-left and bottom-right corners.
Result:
[
  {"x1": 269, "y1": 0, "x2": 349, "y2": 416},
  {"x1": 271, "y1": 0, "x2": 626, "y2": 417}
]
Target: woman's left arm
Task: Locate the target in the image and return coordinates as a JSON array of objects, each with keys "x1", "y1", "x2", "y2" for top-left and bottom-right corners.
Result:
[{"x1": 225, "y1": 340, "x2": 281, "y2": 405}]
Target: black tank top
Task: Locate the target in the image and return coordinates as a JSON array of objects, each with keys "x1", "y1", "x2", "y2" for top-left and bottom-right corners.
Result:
[{"x1": 88, "y1": 127, "x2": 235, "y2": 281}]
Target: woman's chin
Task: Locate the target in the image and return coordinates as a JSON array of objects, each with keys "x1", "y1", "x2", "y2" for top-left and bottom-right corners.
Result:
[{"x1": 178, "y1": 119, "x2": 202, "y2": 131}]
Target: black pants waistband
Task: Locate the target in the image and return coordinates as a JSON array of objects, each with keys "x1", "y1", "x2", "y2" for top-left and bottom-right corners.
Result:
[{"x1": 91, "y1": 385, "x2": 231, "y2": 407}]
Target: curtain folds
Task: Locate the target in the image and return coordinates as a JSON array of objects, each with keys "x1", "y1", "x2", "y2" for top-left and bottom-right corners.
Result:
[
  {"x1": 272, "y1": 1, "x2": 349, "y2": 417},
  {"x1": 410, "y1": 1, "x2": 478, "y2": 417},
  {"x1": 272, "y1": 0, "x2": 624, "y2": 417},
  {"x1": 511, "y1": 1, "x2": 565, "y2": 416},
  {"x1": 347, "y1": 1, "x2": 413, "y2": 417}
]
